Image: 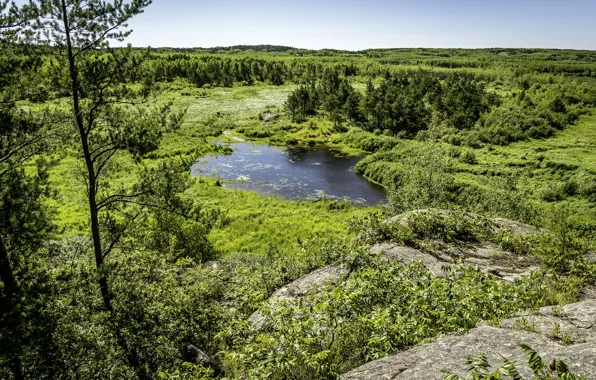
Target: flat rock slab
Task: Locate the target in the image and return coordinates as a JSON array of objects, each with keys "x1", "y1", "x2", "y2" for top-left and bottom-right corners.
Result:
[
  {"x1": 267, "y1": 265, "x2": 348, "y2": 300},
  {"x1": 492, "y1": 218, "x2": 543, "y2": 235},
  {"x1": 249, "y1": 265, "x2": 348, "y2": 328},
  {"x1": 379, "y1": 210, "x2": 543, "y2": 281},
  {"x1": 340, "y1": 300, "x2": 596, "y2": 380},
  {"x1": 372, "y1": 243, "x2": 449, "y2": 277},
  {"x1": 371, "y1": 242, "x2": 539, "y2": 282}
]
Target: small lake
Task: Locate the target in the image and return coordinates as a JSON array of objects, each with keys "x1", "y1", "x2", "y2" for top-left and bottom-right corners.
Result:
[{"x1": 191, "y1": 143, "x2": 386, "y2": 206}]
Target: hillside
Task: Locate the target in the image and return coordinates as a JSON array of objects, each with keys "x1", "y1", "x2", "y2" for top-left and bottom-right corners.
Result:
[{"x1": 1, "y1": 2, "x2": 596, "y2": 379}]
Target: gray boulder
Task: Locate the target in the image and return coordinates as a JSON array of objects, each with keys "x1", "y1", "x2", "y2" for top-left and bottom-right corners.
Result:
[
  {"x1": 372, "y1": 243, "x2": 449, "y2": 277},
  {"x1": 261, "y1": 112, "x2": 280, "y2": 122}
]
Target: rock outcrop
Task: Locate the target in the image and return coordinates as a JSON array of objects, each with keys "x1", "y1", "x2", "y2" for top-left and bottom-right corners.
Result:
[
  {"x1": 261, "y1": 112, "x2": 280, "y2": 122},
  {"x1": 341, "y1": 300, "x2": 596, "y2": 380},
  {"x1": 251, "y1": 211, "x2": 547, "y2": 329},
  {"x1": 377, "y1": 210, "x2": 543, "y2": 281},
  {"x1": 249, "y1": 265, "x2": 348, "y2": 328},
  {"x1": 371, "y1": 241, "x2": 539, "y2": 281},
  {"x1": 249, "y1": 210, "x2": 594, "y2": 379}
]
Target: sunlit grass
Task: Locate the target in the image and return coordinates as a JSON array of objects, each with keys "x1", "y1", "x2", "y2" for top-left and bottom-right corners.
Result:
[{"x1": 187, "y1": 180, "x2": 371, "y2": 256}]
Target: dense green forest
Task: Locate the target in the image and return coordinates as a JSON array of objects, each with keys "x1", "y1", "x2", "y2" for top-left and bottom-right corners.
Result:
[{"x1": 1, "y1": 1, "x2": 595, "y2": 379}]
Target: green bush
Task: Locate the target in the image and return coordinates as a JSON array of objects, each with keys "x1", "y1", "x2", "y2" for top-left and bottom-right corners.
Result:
[
  {"x1": 343, "y1": 128, "x2": 400, "y2": 152},
  {"x1": 477, "y1": 107, "x2": 555, "y2": 145},
  {"x1": 460, "y1": 150, "x2": 478, "y2": 164},
  {"x1": 226, "y1": 258, "x2": 581, "y2": 379}
]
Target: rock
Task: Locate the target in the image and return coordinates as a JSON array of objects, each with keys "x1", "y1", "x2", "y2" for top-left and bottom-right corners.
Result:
[
  {"x1": 493, "y1": 218, "x2": 543, "y2": 235},
  {"x1": 388, "y1": 209, "x2": 544, "y2": 237},
  {"x1": 183, "y1": 345, "x2": 222, "y2": 375},
  {"x1": 203, "y1": 261, "x2": 219, "y2": 270},
  {"x1": 371, "y1": 242, "x2": 539, "y2": 282},
  {"x1": 378, "y1": 210, "x2": 543, "y2": 282},
  {"x1": 387, "y1": 209, "x2": 454, "y2": 226},
  {"x1": 580, "y1": 284, "x2": 596, "y2": 300},
  {"x1": 372, "y1": 243, "x2": 450, "y2": 277},
  {"x1": 261, "y1": 113, "x2": 279, "y2": 122},
  {"x1": 222, "y1": 130, "x2": 245, "y2": 142},
  {"x1": 340, "y1": 300, "x2": 596, "y2": 380},
  {"x1": 249, "y1": 265, "x2": 348, "y2": 328}
]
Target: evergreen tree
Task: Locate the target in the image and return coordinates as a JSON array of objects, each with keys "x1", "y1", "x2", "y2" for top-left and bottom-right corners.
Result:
[
  {"x1": 0, "y1": 3, "x2": 55, "y2": 378},
  {"x1": 24, "y1": 1, "x2": 193, "y2": 377}
]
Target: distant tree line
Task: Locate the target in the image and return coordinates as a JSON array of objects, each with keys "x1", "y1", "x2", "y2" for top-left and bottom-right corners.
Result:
[{"x1": 139, "y1": 56, "x2": 362, "y2": 87}]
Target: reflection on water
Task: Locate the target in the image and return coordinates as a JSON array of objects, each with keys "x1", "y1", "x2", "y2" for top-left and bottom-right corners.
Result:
[{"x1": 191, "y1": 143, "x2": 386, "y2": 206}]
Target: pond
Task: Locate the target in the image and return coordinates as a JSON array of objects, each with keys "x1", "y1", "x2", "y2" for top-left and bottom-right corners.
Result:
[{"x1": 191, "y1": 143, "x2": 387, "y2": 206}]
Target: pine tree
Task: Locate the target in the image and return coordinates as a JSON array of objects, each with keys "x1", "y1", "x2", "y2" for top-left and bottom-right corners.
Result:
[
  {"x1": 24, "y1": 1, "x2": 189, "y2": 377},
  {"x1": 0, "y1": 3, "x2": 54, "y2": 378}
]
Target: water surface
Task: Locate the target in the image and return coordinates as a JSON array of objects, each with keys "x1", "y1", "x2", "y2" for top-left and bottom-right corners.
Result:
[{"x1": 192, "y1": 143, "x2": 386, "y2": 205}]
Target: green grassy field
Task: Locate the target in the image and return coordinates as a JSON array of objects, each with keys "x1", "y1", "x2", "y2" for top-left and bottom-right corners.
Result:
[
  {"x1": 187, "y1": 181, "x2": 371, "y2": 256},
  {"x1": 438, "y1": 110, "x2": 595, "y2": 223},
  {"x1": 50, "y1": 78, "x2": 596, "y2": 253},
  {"x1": 49, "y1": 82, "x2": 374, "y2": 257}
]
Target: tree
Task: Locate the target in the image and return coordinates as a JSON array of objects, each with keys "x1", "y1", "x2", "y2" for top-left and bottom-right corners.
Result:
[
  {"x1": 435, "y1": 73, "x2": 490, "y2": 130},
  {"x1": 284, "y1": 91, "x2": 300, "y2": 122},
  {"x1": 29, "y1": 0, "x2": 154, "y2": 309},
  {"x1": 0, "y1": 3, "x2": 55, "y2": 378},
  {"x1": 24, "y1": 1, "x2": 190, "y2": 376},
  {"x1": 323, "y1": 93, "x2": 343, "y2": 128},
  {"x1": 362, "y1": 79, "x2": 380, "y2": 130},
  {"x1": 344, "y1": 90, "x2": 363, "y2": 123}
]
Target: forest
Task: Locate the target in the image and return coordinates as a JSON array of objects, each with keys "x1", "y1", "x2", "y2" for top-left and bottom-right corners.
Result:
[{"x1": 1, "y1": 1, "x2": 596, "y2": 379}]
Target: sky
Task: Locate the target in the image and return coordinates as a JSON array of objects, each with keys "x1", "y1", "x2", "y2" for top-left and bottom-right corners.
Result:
[{"x1": 19, "y1": 0, "x2": 596, "y2": 50}]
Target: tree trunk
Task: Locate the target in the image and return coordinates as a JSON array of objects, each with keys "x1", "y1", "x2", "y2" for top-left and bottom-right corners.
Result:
[{"x1": 59, "y1": 0, "x2": 111, "y2": 312}]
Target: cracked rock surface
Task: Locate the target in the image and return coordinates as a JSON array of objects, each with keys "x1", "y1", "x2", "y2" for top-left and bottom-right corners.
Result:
[
  {"x1": 340, "y1": 299, "x2": 596, "y2": 380},
  {"x1": 376, "y1": 211, "x2": 543, "y2": 281}
]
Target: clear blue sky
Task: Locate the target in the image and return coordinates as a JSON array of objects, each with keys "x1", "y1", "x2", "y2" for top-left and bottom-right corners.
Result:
[{"x1": 30, "y1": 0, "x2": 596, "y2": 50}]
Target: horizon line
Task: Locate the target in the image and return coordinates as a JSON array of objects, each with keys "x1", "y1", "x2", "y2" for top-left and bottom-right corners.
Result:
[{"x1": 128, "y1": 44, "x2": 596, "y2": 53}]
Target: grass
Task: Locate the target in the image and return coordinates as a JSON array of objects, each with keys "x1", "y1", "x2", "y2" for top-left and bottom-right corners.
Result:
[
  {"x1": 49, "y1": 81, "x2": 376, "y2": 257},
  {"x1": 187, "y1": 179, "x2": 371, "y2": 256},
  {"x1": 158, "y1": 80, "x2": 368, "y2": 153},
  {"x1": 466, "y1": 111, "x2": 596, "y2": 221},
  {"x1": 50, "y1": 79, "x2": 596, "y2": 259},
  {"x1": 484, "y1": 111, "x2": 596, "y2": 173},
  {"x1": 352, "y1": 109, "x2": 596, "y2": 223}
]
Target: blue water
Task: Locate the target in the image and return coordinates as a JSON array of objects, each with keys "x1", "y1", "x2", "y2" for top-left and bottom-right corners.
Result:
[{"x1": 191, "y1": 143, "x2": 386, "y2": 206}]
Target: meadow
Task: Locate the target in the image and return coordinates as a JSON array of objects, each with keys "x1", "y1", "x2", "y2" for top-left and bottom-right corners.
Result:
[{"x1": 3, "y1": 10, "x2": 596, "y2": 377}]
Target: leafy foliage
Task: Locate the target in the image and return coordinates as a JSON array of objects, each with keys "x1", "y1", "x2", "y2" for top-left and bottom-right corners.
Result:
[
  {"x1": 2, "y1": 1, "x2": 596, "y2": 379},
  {"x1": 442, "y1": 345, "x2": 586, "y2": 380}
]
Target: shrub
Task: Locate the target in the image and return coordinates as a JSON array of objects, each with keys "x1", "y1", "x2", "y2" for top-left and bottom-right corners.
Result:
[
  {"x1": 388, "y1": 142, "x2": 457, "y2": 213},
  {"x1": 579, "y1": 178, "x2": 596, "y2": 201},
  {"x1": 227, "y1": 261, "x2": 581, "y2": 379},
  {"x1": 343, "y1": 128, "x2": 400, "y2": 152},
  {"x1": 540, "y1": 184, "x2": 565, "y2": 202},
  {"x1": 477, "y1": 107, "x2": 555, "y2": 145},
  {"x1": 460, "y1": 150, "x2": 478, "y2": 165},
  {"x1": 561, "y1": 179, "x2": 579, "y2": 196}
]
